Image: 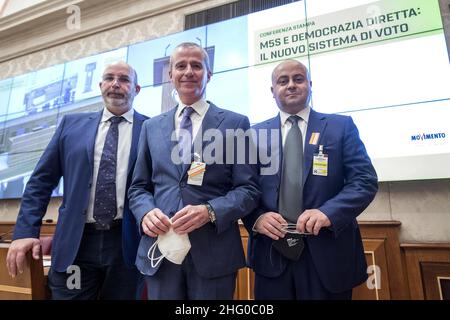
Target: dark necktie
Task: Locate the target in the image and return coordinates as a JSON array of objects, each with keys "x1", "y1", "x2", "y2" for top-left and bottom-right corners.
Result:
[
  {"x1": 279, "y1": 115, "x2": 303, "y2": 223},
  {"x1": 93, "y1": 116, "x2": 124, "y2": 227},
  {"x1": 179, "y1": 106, "x2": 194, "y2": 163}
]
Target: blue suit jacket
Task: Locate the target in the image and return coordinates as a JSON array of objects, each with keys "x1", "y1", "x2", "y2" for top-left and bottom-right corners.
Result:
[
  {"x1": 128, "y1": 102, "x2": 260, "y2": 279},
  {"x1": 243, "y1": 110, "x2": 378, "y2": 293},
  {"x1": 13, "y1": 110, "x2": 148, "y2": 272}
]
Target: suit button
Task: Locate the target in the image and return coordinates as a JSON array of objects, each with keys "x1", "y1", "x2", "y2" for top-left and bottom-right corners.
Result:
[
  {"x1": 83, "y1": 209, "x2": 87, "y2": 215},
  {"x1": 180, "y1": 182, "x2": 186, "y2": 188},
  {"x1": 88, "y1": 183, "x2": 92, "y2": 188}
]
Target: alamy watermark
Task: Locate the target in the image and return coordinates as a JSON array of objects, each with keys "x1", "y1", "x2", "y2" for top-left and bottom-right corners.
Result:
[
  {"x1": 66, "y1": 265, "x2": 81, "y2": 290},
  {"x1": 66, "y1": 5, "x2": 81, "y2": 30},
  {"x1": 366, "y1": 264, "x2": 381, "y2": 290},
  {"x1": 170, "y1": 128, "x2": 281, "y2": 175}
]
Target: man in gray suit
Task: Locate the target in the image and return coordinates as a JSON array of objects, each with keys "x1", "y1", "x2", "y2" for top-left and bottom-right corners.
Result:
[{"x1": 129, "y1": 42, "x2": 260, "y2": 299}]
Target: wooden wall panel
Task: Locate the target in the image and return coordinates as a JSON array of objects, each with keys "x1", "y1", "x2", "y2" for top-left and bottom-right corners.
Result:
[
  {"x1": 353, "y1": 239, "x2": 390, "y2": 300},
  {"x1": 0, "y1": 221, "x2": 55, "y2": 241},
  {"x1": 4, "y1": 220, "x2": 450, "y2": 300},
  {"x1": 237, "y1": 221, "x2": 410, "y2": 300},
  {"x1": 0, "y1": 243, "x2": 46, "y2": 300},
  {"x1": 421, "y1": 262, "x2": 450, "y2": 300},
  {"x1": 235, "y1": 225, "x2": 254, "y2": 300},
  {"x1": 402, "y1": 243, "x2": 450, "y2": 300},
  {"x1": 358, "y1": 221, "x2": 409, "y2": 299}
]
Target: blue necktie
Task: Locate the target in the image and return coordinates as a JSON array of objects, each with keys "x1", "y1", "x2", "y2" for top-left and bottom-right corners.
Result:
[
  {"x1": 279, "y1": 115, "x2": 303, "y2": 223},
  {"x1": 93, "y1": 116, "x2": 124, "y2": 227},
  {"x1": 177, "y1": 107, "x2": 194, "y2": 211},
  {"x1": 179, "y1": 107, "x2": 194, "y2": 163}
]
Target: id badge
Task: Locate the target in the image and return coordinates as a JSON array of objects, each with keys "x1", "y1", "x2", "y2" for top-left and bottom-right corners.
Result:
[
  {"x1": 313, "y1": 145, "x2": 328, "y2": 176},
  {"x1": 187, "y1": 161, "x2": 206, "y2": 186}
]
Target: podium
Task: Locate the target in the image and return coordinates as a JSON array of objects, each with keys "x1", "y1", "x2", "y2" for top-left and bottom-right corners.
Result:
[{"x1": 0, "y1": 243, "x2": 47, "y2": 299}]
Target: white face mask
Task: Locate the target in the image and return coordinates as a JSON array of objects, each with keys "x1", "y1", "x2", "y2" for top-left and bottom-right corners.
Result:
[{"x1": 147, "y1": 227, "x2": 191, "y2": 268}]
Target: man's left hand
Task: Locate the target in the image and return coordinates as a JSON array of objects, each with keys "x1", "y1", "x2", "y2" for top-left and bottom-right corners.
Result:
[
  {"x1": 297, "y1": 209, "x2": 331, "y2": 235},
  {"x1": 172, "y1": 205, "x2": 210, "y2": 234}
]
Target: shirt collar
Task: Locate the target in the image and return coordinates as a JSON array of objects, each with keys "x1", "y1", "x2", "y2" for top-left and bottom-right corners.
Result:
[
  {"x1": 279, "y1": 106, "x2": 311, "y2": 127},
  {"x1": 102, "y1": 108, "x2": 134, "y2": 123},
  {"x1": 176, "y1": 98, "x2": 209, "y2": 118}
]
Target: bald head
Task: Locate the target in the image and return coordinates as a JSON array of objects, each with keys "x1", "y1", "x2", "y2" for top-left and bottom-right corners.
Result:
[
  {"x1": 271, "y1": 59, "x2": 312, "y2": 114},
  {"x1": 99, "y1": 61, "x2": 141, "y2": 115},
  {"x1": 104, "y1": 61, "x2": 139, "y2": 86},
  {"x1": 271, "y1": 59, "x2": 310, "y2": 85}
]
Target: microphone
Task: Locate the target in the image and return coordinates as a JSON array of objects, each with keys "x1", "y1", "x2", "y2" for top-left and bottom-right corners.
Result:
[{"x1": 164, "y1": 43, "x2": 171, "y2": 57}]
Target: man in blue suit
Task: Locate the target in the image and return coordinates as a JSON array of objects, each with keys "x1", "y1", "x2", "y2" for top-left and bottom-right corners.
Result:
[
  {"x1": 243, "y1": 59, "x2": 378, "y2": 299},
  {"x1": 6, "y1": 61, "x2": 148, "y2": 299},
  {"x1": 128, "y1": 42, "x2": 260, "y2": 300}
]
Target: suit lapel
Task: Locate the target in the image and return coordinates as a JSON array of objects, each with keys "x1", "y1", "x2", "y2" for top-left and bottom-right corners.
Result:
[
  {"x1": 127, "y1": 112, "x2": 146, "y2": 175},
  {"x1": 85, "y1": 111, "x2": 103, "y2": 176},
  {"x1": 160, "y1": 107, "x2": 182, "y2": 175},
  {"x1": 264, "y1": 115, "x2": 282, "y2": 182},
  {"x1": 198, "y1": 103, "x2": 225, "y2": 150},
  {"x1": 303, "y1": 110, "x2": 327, "y2": 185}
]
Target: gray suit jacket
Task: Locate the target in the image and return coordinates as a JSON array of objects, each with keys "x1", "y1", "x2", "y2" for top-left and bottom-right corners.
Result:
[{"x1": 129, "y1": 102, "x2": 260, "y2": 278}]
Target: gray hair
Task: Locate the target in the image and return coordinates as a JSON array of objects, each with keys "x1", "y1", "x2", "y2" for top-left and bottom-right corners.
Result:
[{"x1": 169, "y1": 42, "x2": 211, "y2": 73}]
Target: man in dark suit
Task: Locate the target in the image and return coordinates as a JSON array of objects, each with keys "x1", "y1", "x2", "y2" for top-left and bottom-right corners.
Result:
[
  {"x1": 6, "y1": 61, "x2": 148, "y2": 299},
  {"x1": 243, "y1": 59, "x2": 378, "y2": 299},
  {"x1": 128, "y1": 42, "x2": 260, "y2": 300}
]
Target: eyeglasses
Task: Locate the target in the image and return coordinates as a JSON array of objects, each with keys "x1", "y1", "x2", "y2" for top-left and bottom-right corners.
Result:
[
  {"x1": 102, "y1": 75, "x2": 132, "y2": 84},
  {"x1": 280, "y1": 223, "x2": 312, "y2": 235}
]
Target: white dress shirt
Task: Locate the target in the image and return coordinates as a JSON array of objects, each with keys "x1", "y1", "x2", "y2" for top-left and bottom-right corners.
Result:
[
  {"x1": 174, "y1": 98, "x2": 209, "y2": 141},
  {"x1": 252, "y1": 106, "x2": 311, "y2": 232},
  {"x1": 86, "y1": 108, "x2": 134, "y2": 223},
  {"x1": 279, "y1": 106, "x2": 311, "y2": 150}
]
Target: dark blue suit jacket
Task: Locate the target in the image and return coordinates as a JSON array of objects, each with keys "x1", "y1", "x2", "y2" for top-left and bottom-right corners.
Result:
[
  {"x1": 129, "y1": 102, "x2": 260, "y2": 279},
  {"x1": 13, "y1": 110, "x2": 148, "y2": 272},
  {"x1": 243, "y1": 110, "x2": 378, "y2": 293}
]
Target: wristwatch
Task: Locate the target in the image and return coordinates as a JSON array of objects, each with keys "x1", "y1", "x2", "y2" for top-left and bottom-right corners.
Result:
[{"x1": 205, "y1": 203, "x2": 216, "y2": 224}]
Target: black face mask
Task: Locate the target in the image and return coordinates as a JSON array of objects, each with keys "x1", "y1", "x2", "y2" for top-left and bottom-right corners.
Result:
[{"x1": 272, "y1": 232, "x2": 305, "y2": 261}]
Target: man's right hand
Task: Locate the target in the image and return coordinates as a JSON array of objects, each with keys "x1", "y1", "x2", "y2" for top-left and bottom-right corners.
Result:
[
  {"x1": 254, "y1": 212, "x2": 287, "y2": 240},
  {"x1": 141, "y1": 208, "x2": 171, "y2": 237},
  {"x1": 6, "y1": 238, "x2": 41, "y2": 277}
]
